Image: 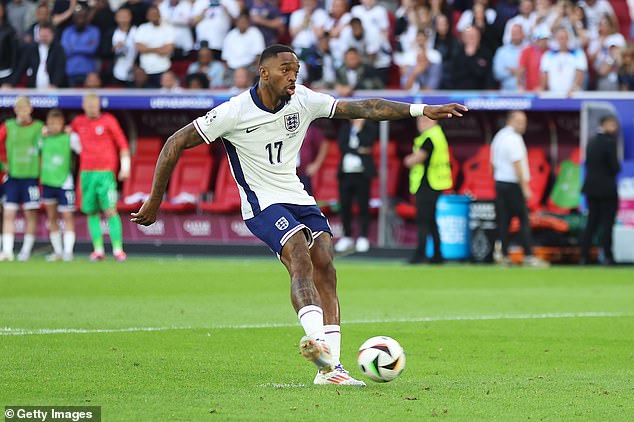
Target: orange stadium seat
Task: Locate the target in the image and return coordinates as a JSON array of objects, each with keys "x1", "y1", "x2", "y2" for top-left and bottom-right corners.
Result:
[
  {"x1": 526, "y1": 147, "x2": 551, "y2": 211},
  {"x1": 311, "y1": 141, "x2": 340, "y2": 213},
  {"x1": 200, "y1": 156, "x2": 242, "y2": 214},
  {"x1": 458, "y1": 145, "x2": 495, "y2": 200},
  {"x1": 134, "y1": 137, "x2": 163, "y2": 159}
]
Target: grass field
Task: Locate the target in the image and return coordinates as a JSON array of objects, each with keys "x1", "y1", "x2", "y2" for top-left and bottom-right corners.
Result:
[{"x1": 1, "y1": 257, "x2": 633, "y2": 421}]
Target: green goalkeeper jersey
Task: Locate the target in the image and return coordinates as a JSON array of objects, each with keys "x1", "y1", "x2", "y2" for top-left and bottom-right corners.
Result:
[
  {"x1": 40, "y1": 132, "x2": 73, "y2": 188},
  {"x1": 5, "y1": 118, "x2": 44, "y2": 179}
]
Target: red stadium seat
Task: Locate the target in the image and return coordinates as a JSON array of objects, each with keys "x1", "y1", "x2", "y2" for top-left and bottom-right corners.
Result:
[
  {"x1": 458, "y1": 145, "x2": 495, "y2": 200},
  {"x1": 134, "y1": 137, "x2": 163, "y2": 159},
  {"x1": 160, "y1": 152, "x2": 214, "y2": 213},
  {"x1": 526, "y1": 147, "x2": 551, "y2": 211},
  {"x1": 312, "y1": 141, "x2": 340, "y2": 213},
  {"x1": 117, "y1": 157, "x2": 161, "y2": 213},
  {"x1": 200, "y1": 156, "x2": 242, "y2": 214}
]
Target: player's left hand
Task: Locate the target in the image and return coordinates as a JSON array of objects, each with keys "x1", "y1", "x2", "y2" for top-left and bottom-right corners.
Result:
[
  {"x1": 423, "y1": 103, "x2": 469, "y2": 120},
  {"x1": 131, "y1": 200, "x2": 159, "y2": 226}
]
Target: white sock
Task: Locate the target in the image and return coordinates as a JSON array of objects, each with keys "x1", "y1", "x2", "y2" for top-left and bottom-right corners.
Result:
[
  {"x1": 20, "y1": 234, "x2": 35, "y2": 256},
  {"x1": 63, "y1": 231, "x2": 75, "y2": 255},
  {"x1": 324, "y1": 324, "x2": 341, "y2": 365},
  {"x1": 298, "y1": 305, "x2": 326, "y2": 341},
  {"x1": 2, "y1": 233, "x2": 14, "y2": 255},
  {"x1": 50, "y1": 231, "x2": 63, "y2": 255}
]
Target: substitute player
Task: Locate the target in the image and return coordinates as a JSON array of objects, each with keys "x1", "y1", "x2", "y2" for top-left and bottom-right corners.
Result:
[
  {"x1": 132, "y1": 45, "x2": 467, "y2": 385},
  {"x1": 72, "y1": 94, "x2": 130, "y2": 262},
  {"x1": 40, "y1": 109, "x2": 82, "y2": 262},
  {"x1": 0, "y1": 97, "x2": 44, "y2": 262}
]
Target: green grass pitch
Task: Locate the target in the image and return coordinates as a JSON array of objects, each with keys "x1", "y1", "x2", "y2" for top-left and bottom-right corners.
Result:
[{"x1": 1, "y1": 258, "x2": 633, "y2": 421}]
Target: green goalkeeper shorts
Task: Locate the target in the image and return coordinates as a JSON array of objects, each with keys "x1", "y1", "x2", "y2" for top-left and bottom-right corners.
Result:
[{"x1": 80, "y1": 171, "x2": 118, "y2": 214}]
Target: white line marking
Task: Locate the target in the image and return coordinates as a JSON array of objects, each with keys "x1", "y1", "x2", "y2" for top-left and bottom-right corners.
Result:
[{"x1": 1, "y1": 312, "x2": 632, "y2": 336}]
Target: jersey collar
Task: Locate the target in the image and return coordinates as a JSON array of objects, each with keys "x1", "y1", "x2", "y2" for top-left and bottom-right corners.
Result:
[{"x1": 250, "y1": 83, "x2": 288, "y2": 114}]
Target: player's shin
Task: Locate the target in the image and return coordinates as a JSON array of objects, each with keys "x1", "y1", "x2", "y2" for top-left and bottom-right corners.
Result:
[
  {"x1": 87, "y1": 214, "x2": 104, "y2": 253},
  {"x1": 107, "y1": 214, "x2": 124, "y2": 253},
  {"x1": 49, "y1": 231, "x2": 63, "y2": 255}
]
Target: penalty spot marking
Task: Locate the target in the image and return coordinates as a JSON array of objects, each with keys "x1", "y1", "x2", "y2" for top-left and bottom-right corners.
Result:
[{"x1": 1, "y1": 311, "x2": 633, "y2": 336}]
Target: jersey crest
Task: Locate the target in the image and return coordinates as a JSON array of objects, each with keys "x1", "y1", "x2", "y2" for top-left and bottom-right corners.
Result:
[{"x1": 284, "y1": 113, "x2": 300, "y2": 132}]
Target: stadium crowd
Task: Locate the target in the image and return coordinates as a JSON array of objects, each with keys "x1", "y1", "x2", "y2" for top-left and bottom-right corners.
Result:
[{"x1": 0, "y1": 0, "x2": 633, "y2": 92}]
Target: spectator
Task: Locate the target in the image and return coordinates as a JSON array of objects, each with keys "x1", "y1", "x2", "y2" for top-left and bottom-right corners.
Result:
[
  {"x1": 503, "y1": 0, "x2": 535, "y2": 45},
  {"x1": 135, "y1": 6, "x2": 175, "y2": 88},
  {"x1": 432, "y1": 14, "x2": 458, "y2": 89},
  {"x1": 533, "y1": 0, "x2": 556, "y2": 35},
  {"x1": 325, "y1": 0, "x2": 351, "y2": 42},
  {"x1": 618, "y1": 43, "x2": 634, "y2": 91},
  {"x1": 8, "y1": 22, "x2": 66, "y2": 88},
  {"x1": 400, "y1": 30, "x2": 442, "y2": 91},
  {"x1": 450, "y1": 25, "x2": 494, "y2": 90},
  {"x1": 595, "y1": 34, "x2": 625, "y2": 91},
  {"x1": 289, "y1": 0, "x2": 329, "y2": 53},
  {"x1": 249, "y1": 0, "x2": 285, "y2": 46},
  {"x1": 336, "y1": 17, "x2": 392, "y2": 84},
  {"x1": 61, "y1": 8, "x2": 100, "y2": 87},
  {"x1": 121, "y1": 0, "x2": 150, "y2": 27},
  {"x1": 24, "y1": 2, "x2": 51, "y2": 44},
  {"x1": 428, "y1": 0, "x2": 453, "y2": 24},
  {"x1": 112, "y1": 7, "x2": 137, "y2": 86},
  {"x1": 297, "y1": 125, "x2": 328, "y2": 196},
  {"x1": 160, "y1": 70, "x2": 183, "y2": 92},
  {"x1": 588, "y1": 14, "x2": 623, "y2": 66},
  {"x1": 569, "y1": 4, "x2": 590, "y2": 49},
  {"x1": 191, "y1": 0, "x2": 240, "y2": 58},
  {"x1": 469, "y1": 0, "x2": 503, "y2": 53},
  {"x1": 51, "y1": 0, "x2": 79, "y2": 36},
  {"x1": 84, "y1": 72, "x2": 102, "y2": 88},
  {"x1": 87, "y1": 0, "x2": 116, "y2": 59},
  {"x1": 494, "y1": 23, "x2": 526, "y2": 91},
  {"x1": 517, "y1": 29, "x2": 550, "y2": 91},
  {"x1": 302, "y1": 33, "x2": 336, "y2": 87},
  {"x1": 404, "y1": 116, "x2": 453, "y2": 264},
  {"x1": 187, "y1": 44, "x2": 226, "y2": 88},
  {"x1": 578, "y1": 0, "x2": 615, "y2": 39},
  {"x1": 491, "y1": 111, "x2": 548, "y2": 268},
  {"x1": 540, "y1": 27, "x2": 588, "y2": 95},
  {"x1": 229, "y1": 66, "x2": 252, "y2": 92},
  {"x1": 334, "y1": 47, "x2": 384, "y2": 97},
  {"x1": 0, "y1": 3, "x2": 18, "y2": 86},
  {"x1": 581, "y1": 115, "x2": 621, "y2": 265},
  {"x1": 221, "y1": 12, "x2": 266, "y2": 72},
  {"x1": 158, "y1": 0, "x2": 193, "y2": 56},
  {"x1": 334, "y1": 119, "x2": 378, "y2": 254},
  {"x1": 6, "y1": 0, "x2": 36, "y2": 39},
  {"x1": 350, "y1": 0, "x2": 389, "y2": 40},
  {"x1": 132, "y1": 65, "x2": 148, "y2": 88},
  {"x1": 186, "y1": 72, "x2": 209, "y2": 89},
  {"x1": 456, "y1": 0, "x2": 497, "y2": 34}
]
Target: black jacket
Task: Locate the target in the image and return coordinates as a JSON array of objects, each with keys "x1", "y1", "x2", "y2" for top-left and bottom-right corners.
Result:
[
  {"x1": 337, "y1": 120, "x2": 378, "y2": 179},
  {"x1": 10, "y1": 41, "x2": 67, "y2": 87},
  {"x1": 582, "y1": 132, "x2": 621, "y2": 198},
  {"x1": 335, "y1": 64, "x2": 384, "y2": 90},
  {"x1": 0, "y1": 23, "x2": 18, "y2": 74}
]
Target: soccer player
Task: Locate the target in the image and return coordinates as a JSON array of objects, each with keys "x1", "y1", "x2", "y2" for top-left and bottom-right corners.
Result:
[
  {"x1": 0, "y1": 97, "x2": 44, "y2": 262},
  {"x1": 72, "y1": 93, "x2": 130, "y2": 262},
  {"x1": 131, "y1": 45, "x2": 467, "y2": 385},
  {"x1": 40, "y1": 109, "x2": 82, "y2": 262}
]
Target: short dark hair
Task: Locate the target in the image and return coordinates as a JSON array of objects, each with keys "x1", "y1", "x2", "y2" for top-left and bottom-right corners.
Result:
[
  {"x1": 600, "y1": 115, "x2": 618, "y2": 125},
  {"x1": 259, "y1": 44, "x2": 296, "y2": 65},
  {"x1": 47, "y1": 108, "x2": 64, "y2": 120},
  {"x1": 39, "y1": 21, "x2": 53, "y2": 31}
]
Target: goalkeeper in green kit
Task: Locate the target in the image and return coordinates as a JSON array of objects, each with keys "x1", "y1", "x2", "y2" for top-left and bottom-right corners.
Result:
[{"x1": 40, "y1": 109, "x2": 82, "y2": 261}]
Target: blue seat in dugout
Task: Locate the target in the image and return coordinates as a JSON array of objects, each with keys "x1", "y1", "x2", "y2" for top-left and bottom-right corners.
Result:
[{"x1": 426, "y1": 195, "x2": 471, "y2": 260}]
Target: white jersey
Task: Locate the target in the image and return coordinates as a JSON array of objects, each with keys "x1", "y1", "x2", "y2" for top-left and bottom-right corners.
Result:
[{"x1": 193, "y1": 84, "x2": 338, "y2": 219}]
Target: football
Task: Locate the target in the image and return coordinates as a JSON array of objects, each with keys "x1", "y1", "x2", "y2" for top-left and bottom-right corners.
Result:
[{"x1": 357, "y1": 336, "x2": 406, "y2": 382}]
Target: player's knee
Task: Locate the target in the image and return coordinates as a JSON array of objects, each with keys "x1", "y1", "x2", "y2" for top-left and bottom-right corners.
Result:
[{"x1": 289, "y1": 247, "x2": 313, "y2": 281}]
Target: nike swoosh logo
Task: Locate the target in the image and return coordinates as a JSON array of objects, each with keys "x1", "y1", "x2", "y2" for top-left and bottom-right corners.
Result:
[{"x1": 246, "y1": 126, "x2": 261, "y2": 133}]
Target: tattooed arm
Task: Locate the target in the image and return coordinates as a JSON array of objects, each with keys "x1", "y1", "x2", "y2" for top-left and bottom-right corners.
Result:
[
  {"x1": 131, "y1": 123, "x2": 203, "y2": 226},
  {"x1": 333, "y1": 99, "x2": 468, "y2": 121}
]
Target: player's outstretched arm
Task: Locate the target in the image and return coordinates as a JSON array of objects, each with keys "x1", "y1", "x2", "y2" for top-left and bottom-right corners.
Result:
[
  {"x1": 333, "y1": 99, "x2": 468, "y2": 121},
  {"x1": 131, "y1": 123, "x2": 203, "y2": 226}
]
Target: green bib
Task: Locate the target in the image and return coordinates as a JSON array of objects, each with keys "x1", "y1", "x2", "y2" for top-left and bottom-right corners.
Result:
[
  {"x1": 5, "y1": 119, "x2": 44, "y2": 179},
  {"x1": 41, "y1": 132, "x2": 72, "y2": 187},
  {"x1": 409, "y1": 125, "x2": 453, "y2": 194}
]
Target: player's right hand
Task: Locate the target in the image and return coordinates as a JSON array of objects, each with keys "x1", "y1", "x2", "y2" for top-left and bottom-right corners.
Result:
[{"x1": 131, "y1": 201, "x2": 159, "y2": 226}]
